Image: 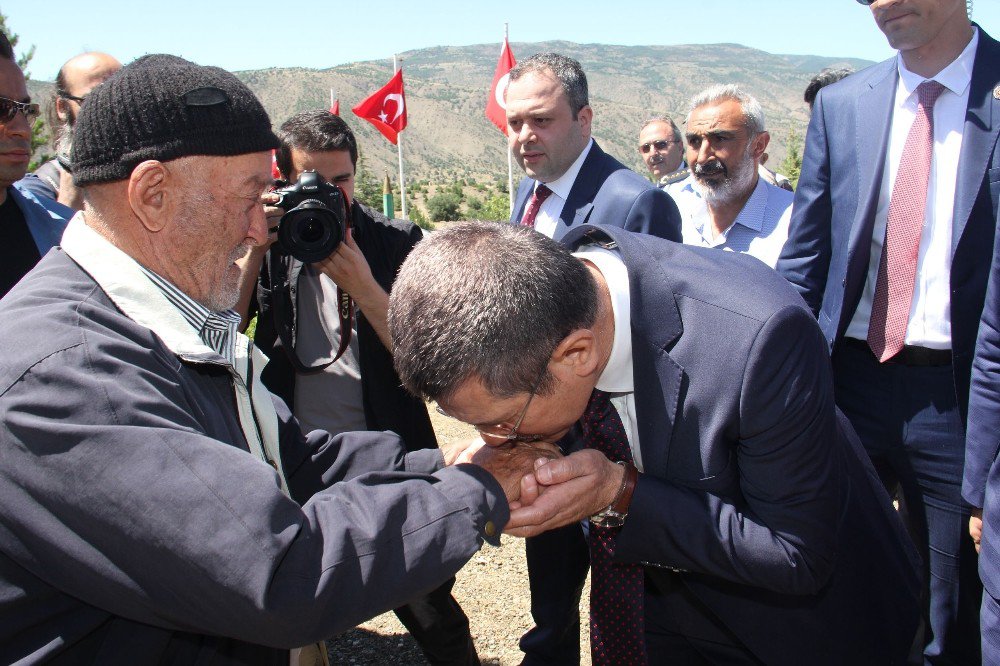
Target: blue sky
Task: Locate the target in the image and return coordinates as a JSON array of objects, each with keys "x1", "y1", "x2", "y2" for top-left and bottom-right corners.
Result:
[{"x1": 9, "y1": 1, "x2": 1000, "y2": 81}]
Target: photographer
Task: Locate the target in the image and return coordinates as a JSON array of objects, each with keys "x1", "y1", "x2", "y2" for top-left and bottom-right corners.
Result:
[{"x1": 244, "y1": 111, "x2": 480, "y2": 665}]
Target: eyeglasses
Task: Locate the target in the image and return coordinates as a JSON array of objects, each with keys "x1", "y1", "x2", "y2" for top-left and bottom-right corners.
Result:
[
  {"x1": 436, "y1": 368, "x2": 547, "y2": 444},
  {"x1": 0, "y1": 96, "x2": 40, "y2": 124},
  {"x1": 639, "y1": 139, "x2": 678, "y2": 154},
  {"x1": 57, "y1": 89, "x2": 87, "y2": 104}
]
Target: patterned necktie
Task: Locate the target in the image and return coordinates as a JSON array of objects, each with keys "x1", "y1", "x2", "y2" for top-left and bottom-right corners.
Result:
[
  {"x1": 519, "y1": 184, "x2": 552, "y2": 227},
  {"x1": 868, "y1": 80, "x2": 946, "y2": 362},
  {"x1": 582, "y1": 389, "x2": 648, "y2": 666}
]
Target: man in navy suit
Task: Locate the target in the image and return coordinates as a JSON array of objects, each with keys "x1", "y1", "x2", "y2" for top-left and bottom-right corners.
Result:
[
  {"x1": 506, "y1": 52, "x2": 680, "y2": 242},
  {"x1": 504, "y1": 51, "x2": 680, "y2": 663},
  {"x1": 777, "y1": 1, "x2": 1000, "y2": 661},
  {"x1": 964, "y1": 210, "x2": 1000, "y2": 660},
  {"x1": 388, "y1": 222, "x2": 921, "y2": 665}
]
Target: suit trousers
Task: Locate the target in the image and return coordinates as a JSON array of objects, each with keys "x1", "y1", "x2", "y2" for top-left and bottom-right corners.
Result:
[
  {"x1": 982, "y1": 592, "x2": 1000, "y2": 666},
  {"x1": 832, "y1": 342, "x2": 981, "y2": 665},
  {"x1": 393, "y1": 576, "x2": 480, "y2": 666}
]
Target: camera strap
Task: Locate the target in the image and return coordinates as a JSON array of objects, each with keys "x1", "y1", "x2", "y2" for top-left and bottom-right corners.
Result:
[{"x1": 329, "y1": 186, "x2": 354, "y2": 365}]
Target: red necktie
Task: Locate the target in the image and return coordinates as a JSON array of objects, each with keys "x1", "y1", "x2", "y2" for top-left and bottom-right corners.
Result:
[
  {"x1": 868, "y1": 80, "x2": 946, "y2": 362},
  {"x1": 581, "y1": 389, "x2": 648, "y2": 666},
  {"x1": 519, "y1": 184, "x2": 552, "y2": 227}
]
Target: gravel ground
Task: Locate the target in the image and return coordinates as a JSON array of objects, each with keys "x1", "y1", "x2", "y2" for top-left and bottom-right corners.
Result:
[{"x1": 326, "y1": 411, "x2": 592, "y2": 666}]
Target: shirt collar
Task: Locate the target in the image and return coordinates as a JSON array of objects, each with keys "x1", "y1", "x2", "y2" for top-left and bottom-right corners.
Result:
[
  {"x1": 571, "y1": 244, "x2": 633, "y2": 394},
  {"x1": 896, "y1": 26, "x2": 978, "y2": 97},
  {"x1": 60, "y1": 213, "x2": 234, "y2": 366},
  {"x1": 539, "y1": 138, "x2": 594, "y2": 201}
]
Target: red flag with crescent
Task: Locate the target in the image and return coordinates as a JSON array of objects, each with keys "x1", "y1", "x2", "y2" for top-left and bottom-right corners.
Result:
[
  {"x1": 352, "y1": 69, "x2": 407, "y2": 145},
  {"x1": 329, "y1": 99, "x2": 340, "y2": 115},
  {"x1": 485, "y1": 38, "x2": 516, "y2": 134}
]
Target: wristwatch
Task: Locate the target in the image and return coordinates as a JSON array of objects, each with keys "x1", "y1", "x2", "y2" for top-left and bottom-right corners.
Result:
[{"x1": 590, "y1": 461, "x2": 638, "y2": 528}]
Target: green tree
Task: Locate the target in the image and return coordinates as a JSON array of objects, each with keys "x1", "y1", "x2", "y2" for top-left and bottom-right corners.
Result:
[
  {"x1": 479, "y1": 195, "x2": 510, "y2": 222},
  {"x1": 779, "y1": 128, "x2": 803, "y2": 190},
  {"x1": 0, "y1": 13, "x2": 49, "y2": 170},
  {"x1": 427, "y1": 191, "x2": 462, "y2": 222},
  {"x1": 409, "y1": 205, "x2": 433, "y2": 230}
]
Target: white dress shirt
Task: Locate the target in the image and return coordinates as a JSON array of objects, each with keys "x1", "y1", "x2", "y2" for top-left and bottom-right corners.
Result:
[
  {"x1": 572, "y1": 244, "x2": 644, "y2": 471},
  {"x1": 530, "y1": 139, "x2": 594, "y2": 239},
  {"x1": 845, "y1": 29, "x2": 978, "y2": 349}
]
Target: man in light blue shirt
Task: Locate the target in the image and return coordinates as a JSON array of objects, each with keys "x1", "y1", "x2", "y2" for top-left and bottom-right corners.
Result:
[{"x1": 668, "y1": 84, "x2": 792, "y2": 267}]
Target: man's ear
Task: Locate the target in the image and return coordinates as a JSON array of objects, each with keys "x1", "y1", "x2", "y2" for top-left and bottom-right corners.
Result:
[
  {"x1": 550, "y1": 328, "x2": 601, "y2": 380},
  {"x1": 126, "y1": 160, "x2": 172, "y2": 232},
  {"x1": 55, "y1": 97, "x2": 70, "y2": 123},
  {"x1": 751, "y1": 130, "x2": 771, "y2": 162},
  {"x1": 577, "y1": 104, "x2": 594, "y2": 137}
]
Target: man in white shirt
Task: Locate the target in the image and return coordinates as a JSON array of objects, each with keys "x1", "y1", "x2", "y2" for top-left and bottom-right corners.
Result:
[
  {"x1": 777, "y1": 1, "x2": 1000, "y2": 661},
  {"x1": 668, "y1": 85, "x2": 792, "y2": 267}
]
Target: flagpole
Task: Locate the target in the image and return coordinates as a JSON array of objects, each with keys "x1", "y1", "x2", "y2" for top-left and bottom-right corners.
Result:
[
  {"x1": 330, "y1": 88, "x2": 335, "y2": 109},
  {"x1": 504, "y1": 23, "x2": 514, "y2": 215},
  {"x1": 393, "y1": 54, "x2": 408, "y2": 220}
]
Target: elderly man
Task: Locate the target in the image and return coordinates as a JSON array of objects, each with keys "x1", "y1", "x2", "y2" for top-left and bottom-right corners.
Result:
[
  {"x1": 668, "y1": 85, "x2": 792, "y2": 267},
  {"x1": 17, "y1": 51, "x2": 120, "y2": 208},
  {"x1": 637, "y1": 115, "x2": 687, "y2": 187},
  {"x1": 0, "y1": 32, "x2": 71, "y2": 298},
  {"x1": 506, "y1": 52, "x2": 680, "y2": 242},
  {"x1": 0, "y1": 54, "x2": 546, "y2": 665},
  {"x1": 778, "y1": 2, "x2": 999, "y2": 660},
  {"x1": 388, "y1": 222, "x2": 920, "y2": 665}
]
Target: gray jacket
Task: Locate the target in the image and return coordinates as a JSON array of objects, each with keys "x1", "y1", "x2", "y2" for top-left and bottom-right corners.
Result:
[{"x1": 0, "y1": 218, "x2": 506, "y2": 664}]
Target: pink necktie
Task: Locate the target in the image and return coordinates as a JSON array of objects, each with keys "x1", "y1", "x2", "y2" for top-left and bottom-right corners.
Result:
[
  {"x1": 582, "y1": 389, "x2": 648, "y2": 666},
  {"x1": 868, "y1": 80, "x2": 946, "y2": 362},
  {"x1": 519, "y1": 184, "x2": 552, "y2": 228}
]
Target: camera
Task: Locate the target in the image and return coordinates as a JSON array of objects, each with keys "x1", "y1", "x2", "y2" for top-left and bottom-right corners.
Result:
[{"x1": 273, "y1": 170, "x2": 347, "y2": 263}]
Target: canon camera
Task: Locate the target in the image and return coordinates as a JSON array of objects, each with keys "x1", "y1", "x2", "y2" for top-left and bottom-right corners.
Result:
[{"x1": 273, "y1": 170, "x2": 347, "y2": 263}]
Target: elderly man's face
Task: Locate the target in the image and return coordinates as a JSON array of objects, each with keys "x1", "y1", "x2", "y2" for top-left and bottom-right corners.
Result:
[
  {"x1": 638, "y1": 121, "x2": 683, "y2": 179},
  {"x1": 685, "y1": 99, "x2": 766, "y2": 205},
  {"x1": 168, "y1": 152, "x2": 272, "y2": 311},
  {"x1": 0, "y1": 58, "x2": 32, "y2": 190},
  {"x1": 506, "y1": 69, "x2": 592, "y2": 184}
]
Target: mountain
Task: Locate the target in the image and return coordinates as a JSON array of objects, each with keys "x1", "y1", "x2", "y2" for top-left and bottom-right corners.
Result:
[{"x1": 27, "y1": 41, "x2": 872, "y2": 197}]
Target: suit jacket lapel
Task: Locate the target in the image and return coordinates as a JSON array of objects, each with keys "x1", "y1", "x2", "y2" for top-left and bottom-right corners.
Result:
[
  {"x1": 850, "y1": 62, "x2": 897, "y2": 268},
  {"x1": 560, "y1": 143, "x2": 604, "y2": 228},
  {"x1": 511, "y1": 179, "x2": 532, "y2": 223},
  {"x1": 953, "y1": 29, "x2": 1000, "y2": 255},
  {"x1": 594, "y1": 226, "x2": 683, "y2": 477}
]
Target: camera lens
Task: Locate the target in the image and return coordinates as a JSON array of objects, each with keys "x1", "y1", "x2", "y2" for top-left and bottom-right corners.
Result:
[{"x1": 278, "y1": 199, "x2": 344, "y2": 263}]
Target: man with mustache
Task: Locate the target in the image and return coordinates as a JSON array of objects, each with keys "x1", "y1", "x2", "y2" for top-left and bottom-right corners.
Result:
[
  {"x1": 0, "y1": 32, "x2": 71, "y2": 299},
  {"x1": 636, "y1": 116, "x2": 688, "y2": 188},
  {"x1": 778, "y1": 0, "x2": 999, "y2": 661},
  {"x1": 667, "y1": 85, "x2": 792, "y2": 268},
  {"x1": 18, "y1": 52, "x2": 120, "y2": 210}
]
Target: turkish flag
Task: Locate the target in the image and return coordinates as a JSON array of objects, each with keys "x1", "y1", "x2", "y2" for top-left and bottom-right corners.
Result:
[
  {"x1": 329, "y1": 99, "x2": 340, "y2": 115},
  {"x1": 485, "y1": 38, "x2": 516, "y2": 134},
  {"x1": 352, "y1": 69, "x2": 407, "y2": 145},
  {"x1": 271, "y1": 149, "x2": 282, "y2": 180}
]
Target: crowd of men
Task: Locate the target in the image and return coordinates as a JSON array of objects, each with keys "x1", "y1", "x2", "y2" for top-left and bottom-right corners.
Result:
[{"x1": 0, "y1": 0, "x2": 998, "y2": 664}]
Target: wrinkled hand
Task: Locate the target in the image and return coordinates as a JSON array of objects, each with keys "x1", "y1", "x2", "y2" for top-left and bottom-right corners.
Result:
[
  {"x1": 467, "y1": 441, "x2": 562, "y2": 506},
  {"x1": 971, "y1": 508, "x2": 983, "y2": 553},
  {"x1": 505, "y1": 449, "x2": 625, "y2": 538},
  {"x1": 261, "y1": 191, "x2": 282, "y2": 249}
]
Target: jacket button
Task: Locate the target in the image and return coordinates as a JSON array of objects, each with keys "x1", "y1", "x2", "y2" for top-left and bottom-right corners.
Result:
[{"x1": 484, "y1": 521, "x2": 497, "y2": 538}]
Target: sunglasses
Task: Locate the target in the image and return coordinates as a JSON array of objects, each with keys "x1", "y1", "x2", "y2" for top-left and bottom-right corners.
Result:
[
  {"x1": 639, "y1": 139, "x2": 677, "y2": 154},
  {"x1": 0, "y1": 96, "x2": 40, "y2": 124}
]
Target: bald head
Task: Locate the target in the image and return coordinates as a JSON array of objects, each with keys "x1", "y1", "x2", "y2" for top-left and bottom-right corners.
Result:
[{"x1": 55, "y1": 52, "x2": 121, "y2": 126}]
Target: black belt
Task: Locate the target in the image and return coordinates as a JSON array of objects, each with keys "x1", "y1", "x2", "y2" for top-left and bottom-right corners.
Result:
[{"x1": 843, "y1": 337, "x2": 952, "y2": 367}]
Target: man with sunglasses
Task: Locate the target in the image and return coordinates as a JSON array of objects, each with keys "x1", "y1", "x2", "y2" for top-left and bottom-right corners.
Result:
[
  {"x1": 389, "y1": 221, "x2": 921, "y2": 665},
  {"x1": 18, "y1": 51, "x2": 120, "y2": 209},
  {"x1": 777, "y1": 1, "x2": 999, "y2": 661},
  {"x1": 637, "y1": 116, "x2": 688, "y2": 188},
  {"x1": 0, "y1": 32, "x2": 71, "y2": 299}
]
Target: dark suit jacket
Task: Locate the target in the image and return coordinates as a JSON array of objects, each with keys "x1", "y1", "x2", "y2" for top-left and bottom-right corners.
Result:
[
  {"x1": 564, "y1": 224, "x2": 921, "y2": 665},
  {"x1": 963, "y1": 205, "x2": 1000, "y2": 599},
  {"x1": 510, "y1": 140, "x2": 681, "y2": 242},
  {"x1": 253, "y1": 202, "x2": 437, "y2": 452},
  {"x1": 776, "y1": 27, "x2": 1000, "y2": 420}
]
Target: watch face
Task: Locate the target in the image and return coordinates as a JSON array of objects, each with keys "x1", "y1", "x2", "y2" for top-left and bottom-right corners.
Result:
[{"x1": 591, "y1": 511, "x2": 626, "y2": 529}]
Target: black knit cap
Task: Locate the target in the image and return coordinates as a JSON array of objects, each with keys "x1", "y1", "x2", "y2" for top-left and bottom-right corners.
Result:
[{"x1": 72, "y1": 54, "x2": 279, "y2": 186}]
